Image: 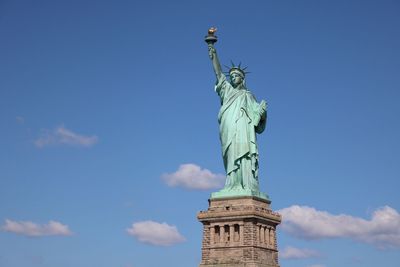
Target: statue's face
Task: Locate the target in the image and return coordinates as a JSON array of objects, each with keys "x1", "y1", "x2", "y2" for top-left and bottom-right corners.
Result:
[{"x1": 230, "y1": 72, "x2": 243, "y2": 86}]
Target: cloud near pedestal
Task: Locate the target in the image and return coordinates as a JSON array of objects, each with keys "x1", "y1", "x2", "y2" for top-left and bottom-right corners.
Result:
[
  {"x1": 1, "y1": 219, "x2": 73, "y2": 237},
  {"x1": 280, "y1": 246, "x2": 321, "y2": 259},
  {"x1": 278, "y1": 205, "x2": 400, "y2": 249},
  {"x1": 127, "y1": 220, "x2": 185, "y2": 246},
  {"x1": 162, "y1": 163, "x2": 225, "y2": 190}
]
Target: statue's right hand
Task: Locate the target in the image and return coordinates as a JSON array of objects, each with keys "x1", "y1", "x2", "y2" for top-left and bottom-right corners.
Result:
[{"x1": 208, "y1": 45, "x2": 215, "y2": 59}]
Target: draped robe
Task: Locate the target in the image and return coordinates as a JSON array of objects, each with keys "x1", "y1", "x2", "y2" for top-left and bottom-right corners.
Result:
[{"x1": 215, "y1": 75, "x2": 266, "y2": 192}]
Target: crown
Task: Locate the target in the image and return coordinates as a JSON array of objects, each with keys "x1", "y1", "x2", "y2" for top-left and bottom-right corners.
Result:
[{"x1": 223, "y1": 61, "x2": 250, "y2": 77}]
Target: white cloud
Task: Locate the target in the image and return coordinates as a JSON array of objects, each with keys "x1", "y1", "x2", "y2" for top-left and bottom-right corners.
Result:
[
  {"x1": 35, "y1": 125, "x2": 98, "y2": 148},
  {"x1": 162, "y1": 163, "x2": 225, "y2": 190},
  {"x1": 280, "y1": 246, "x2": 320, "y2": 259},
  {"x1": 278, "y1": 205, "x2": 400, "y2": 249},
  {"x1": 1, "y1": 219, "x2": 73, "y2": 237},
  {"x1": 127, "y1": 220, "x2": 185, "y2": 246}
]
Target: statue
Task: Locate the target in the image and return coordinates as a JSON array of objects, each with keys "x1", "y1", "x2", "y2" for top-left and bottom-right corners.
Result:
[{"x1": 205, "y1": 28, "x2": 268, "y2": 199}]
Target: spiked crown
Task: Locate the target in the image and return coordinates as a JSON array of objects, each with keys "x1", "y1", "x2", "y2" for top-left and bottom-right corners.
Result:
[{"x1": 224, "y1": 61, "x2": 250, "y2": 78}]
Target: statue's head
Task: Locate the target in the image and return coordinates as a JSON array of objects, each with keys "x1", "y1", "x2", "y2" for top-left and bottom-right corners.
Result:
[
  {"x1": 226, "y1": 62, "x2": 249, "y2": 88},
  {"x1": 229, "y1": 68, "x2": 245, "y2": 87}
]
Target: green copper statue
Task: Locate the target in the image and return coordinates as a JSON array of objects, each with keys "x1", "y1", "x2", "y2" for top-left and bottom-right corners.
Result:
[{"x1": 206, "y1": 28, "x2": 268, "y2": 199}]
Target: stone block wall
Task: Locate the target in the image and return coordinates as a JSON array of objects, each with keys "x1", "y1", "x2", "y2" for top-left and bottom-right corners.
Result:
[{"x1": 198, "y1": 196, "x2": 281, "y2": 267}]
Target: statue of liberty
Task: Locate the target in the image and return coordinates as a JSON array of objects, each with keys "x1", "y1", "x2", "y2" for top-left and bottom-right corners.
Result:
[{"x1": 206, "y1": 28, "x2": 268, "y2": 199}]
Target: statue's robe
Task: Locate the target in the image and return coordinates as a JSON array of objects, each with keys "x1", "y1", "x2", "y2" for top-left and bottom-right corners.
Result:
[{"x1": 215, "y1": 75, "x2": 266, "y2": 191}]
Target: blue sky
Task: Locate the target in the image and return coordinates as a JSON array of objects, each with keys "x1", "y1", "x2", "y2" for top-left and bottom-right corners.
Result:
[{"x1": 0, "y1": 1, "x2": 399, "y2": 267}]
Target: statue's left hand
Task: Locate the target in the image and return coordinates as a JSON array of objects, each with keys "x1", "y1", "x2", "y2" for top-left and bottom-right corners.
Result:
[{"x1": 259, "y1": 100, "x2": 267, "y2": 115}]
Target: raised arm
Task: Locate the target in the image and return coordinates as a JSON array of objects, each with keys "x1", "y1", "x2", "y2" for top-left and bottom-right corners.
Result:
[
  {"x1": 205, "y1": 28, "x2": 224, "y2": 80},
  {"x1": 208, "y1": 44, "x2": 223, "y2": 80}
]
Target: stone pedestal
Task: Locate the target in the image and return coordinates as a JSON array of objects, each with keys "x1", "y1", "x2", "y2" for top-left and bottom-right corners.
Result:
[{"x1": 197, "y1": 196, "x2": 281, "y2": 267}]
